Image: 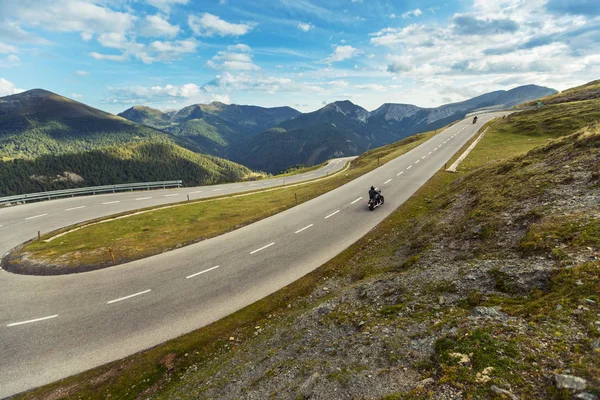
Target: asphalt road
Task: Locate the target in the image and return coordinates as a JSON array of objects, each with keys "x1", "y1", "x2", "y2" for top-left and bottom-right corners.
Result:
[{"x1": 0, "y1": 114, "x2": 507, "y2": 398}]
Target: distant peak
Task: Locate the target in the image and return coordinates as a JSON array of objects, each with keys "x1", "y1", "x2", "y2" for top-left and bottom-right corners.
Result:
[{"x1": 17, "y1": 88, "x2": 56, "y2": 97}]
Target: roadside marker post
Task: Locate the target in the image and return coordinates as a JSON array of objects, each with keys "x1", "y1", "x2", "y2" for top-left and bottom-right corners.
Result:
[
  {"x1": 109, "y1": 248, "x2": 115, "y2": 263},
  {"x1": 37, "y1": 231, "x2": 41, "y2": 241},
  {"x1": 295, "y1": 193, "x2": 298, "y2": 205}
]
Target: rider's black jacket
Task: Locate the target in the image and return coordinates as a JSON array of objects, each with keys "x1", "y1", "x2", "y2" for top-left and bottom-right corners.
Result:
[{"x1": 369, "y1": 188, "x2": 378, "y2": 200}]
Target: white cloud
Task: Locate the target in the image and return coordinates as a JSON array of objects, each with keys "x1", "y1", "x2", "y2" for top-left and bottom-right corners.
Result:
[
  {"x1": 322, "y1": 45, "x2": 362, "y2": 63},
  {"x1": 89, "y1": 52, "x2": 128, "y2": 61},
  {"x1": 297, "y1": 22, "x2": 313, "y2": 32},
  {"x1": 71, "y1": 93, "x2": 83, "y2": 99},
  {"x1": 0, "y1": 77, "x2": 24, "y2": 96},
  {"x1": 149, "y1": 39, "x2": 197, "y2": 60},
  {"x1": 207, "y1": 45, "x2": 259, "y2": 71},
  {"x1": 389, "y1": 13, "x2": 396, "y2": 18},
  {"x1": 0, "y1": 41, "x2": 18, "y2": 54},
  {"x1": 81, "y1": 32, "x2": 93, "y2": 41},
  {"x1": 105, "y1": 82, "x2": 222, "y2": 106},
  {"x1": 402, "y1": 9, "x2": 423, "y2": 19},
  {"x1": 228, "y1": 43, "x2": 252, "y2": 52},
  {"x1": 139, "y1": 14, "x2": 180, "y2": 38},
  {"x1": 0, "y1": 20, "x2": 51, "y2": 45},
  {"x1": 0, "y1": 55, "x2": 20, "y2": 68},
  {"x1": 188, "y1": 13, "x2": 253, "y2": 37},
  {"x1": 12, "y1": 0, "x2": 135, "y2": 35},
  {"x1": 75, "y1": 70, "x2": 89, "y2": 76},
  {"x1": 146, "y1": 0, "x2": 189, "y2": 12},
  {"x1": 328, "y1": 80, "x2": 349, "y2": 87},
  {"x1": 355, "y1": 83, "x2": 387, "y2": 91}
]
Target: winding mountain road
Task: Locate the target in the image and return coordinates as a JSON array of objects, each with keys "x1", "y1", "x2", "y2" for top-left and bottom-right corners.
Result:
[{"x1": 0, "y1": 113, "x2": 507, "y2": 398}]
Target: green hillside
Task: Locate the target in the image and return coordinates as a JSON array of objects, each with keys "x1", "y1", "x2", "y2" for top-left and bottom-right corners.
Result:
[
  {"x1": 0, "y1": 142, "x2": 252, "y2": 197},
  {"x1": 0, "y1": 90, "x2": 176, "y2": 159}
]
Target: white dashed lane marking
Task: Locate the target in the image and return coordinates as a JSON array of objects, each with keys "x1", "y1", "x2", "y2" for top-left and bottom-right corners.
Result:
[
  {"x1": 136, "y1": 197, "x2": 152, "y2": 200},
  {"x1": 295, "y1": 224, "x2": 313, "y2": 234},
  {"x1": 107, "y1": 289, "x2": 151, "y2": 304},
  {"x1": 251, "y1": 242, "x2": 275, "y2": 255},
  {"x1": 325, "y1": 210, "x2": 340, "y2": 219},
  {"x1": 164, "y1": 194, "x2": 179, "y2": 197},
  {"x1": 65, "y1": 206, "x2": 85, "y2": 211},
  {"x1": 397, "y1": 171, "x2": 404, "y2": 176},
  {"x1": 102, "y1": 201, "x2": 120, "y2": 205},
  {"x1": 351, "y1": 197, "x2": 363, "y2": 205},
  {"x1": 25, "y1": 214, "x2": 47, "y2": 220},
  {"x1": 407, "y1": 165, "x2": 412, "y2": 170},
  {"x1": 384, "y1": 179, "x2": 392, "y2": 184},
  {"x1": 7, "y1": 315, "x2": 58, "y2": 327},
  {"x1": 186, "y1": 265, "x2": 220, "y2": 279}
]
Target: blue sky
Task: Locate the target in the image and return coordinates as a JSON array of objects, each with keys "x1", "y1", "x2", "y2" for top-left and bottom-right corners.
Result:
[{"x1": 0, "y1": 0, "x2": 599, "y2": 114}]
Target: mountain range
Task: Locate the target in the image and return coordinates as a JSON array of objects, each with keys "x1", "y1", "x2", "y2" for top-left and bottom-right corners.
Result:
[
  {"x1": 118, "y1": 84, "x2": 556, "y2": 173},
  {"x1": 0, "y1": 84, "x2": 556, "y2": 195}
]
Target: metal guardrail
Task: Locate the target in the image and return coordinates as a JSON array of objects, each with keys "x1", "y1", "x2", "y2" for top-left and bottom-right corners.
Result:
[{"x1": 0, "y1": 180, "x2": 183, "y2": 206}]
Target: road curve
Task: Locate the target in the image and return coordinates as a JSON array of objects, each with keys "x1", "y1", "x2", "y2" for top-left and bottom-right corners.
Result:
[{"x1": 0, "y1": 114, "x2": 507, "y2": 398}]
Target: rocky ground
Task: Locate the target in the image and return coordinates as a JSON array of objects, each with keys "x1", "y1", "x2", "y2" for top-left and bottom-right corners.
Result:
[{"x1": 137, "y1": 128, "x2": 599, "y2": 400}]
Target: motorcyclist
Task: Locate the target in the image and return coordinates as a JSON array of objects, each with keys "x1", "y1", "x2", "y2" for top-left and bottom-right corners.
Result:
[
  {"x1": 473, "y1": 116, "x2": 478, "y2": 123},
  {"x1": 369, "y1": 186, "x2": 379, "y2": 202}
]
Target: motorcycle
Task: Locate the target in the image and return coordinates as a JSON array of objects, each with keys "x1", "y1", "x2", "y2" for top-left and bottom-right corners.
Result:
[
  {"x1": 368, "y1": 190, "x2": 384, "y2": 210},
  {"x1": 472, "y1": 116, "x2": 478, "y2": 124}
]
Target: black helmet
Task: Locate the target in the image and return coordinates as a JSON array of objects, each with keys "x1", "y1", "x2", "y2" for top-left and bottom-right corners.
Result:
[{"x1": 370, "y1": 186, "x2": 375, "y2": 190}]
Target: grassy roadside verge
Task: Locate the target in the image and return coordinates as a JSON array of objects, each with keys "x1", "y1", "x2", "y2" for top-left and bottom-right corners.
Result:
[
  {"x1": 13, "y1": 112, "x2": 561, "y2": 399},
  {"x1": 7, "y1": 130, "x2": 437, "y2": 273}
]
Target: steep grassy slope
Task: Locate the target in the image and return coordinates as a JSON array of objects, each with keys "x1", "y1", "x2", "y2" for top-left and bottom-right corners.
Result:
[
  {"x1": 524, "y1": 79, "x2": 600, "y2": 106},
  {"x1": 0, "y1": 142, "x2": 252, "y2": 197},
  {"x1": 0, "y1": 90, "x2": 176, "y2": 159}
]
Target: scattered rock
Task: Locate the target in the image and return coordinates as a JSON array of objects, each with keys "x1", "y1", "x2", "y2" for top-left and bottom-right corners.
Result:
[
  {"x1": 160, "y1": 353, "x2": 176, "y2": 372},
  {"x1": 471, "y1": 306, "x2": 506, "y2": 318},
  {"x1": 449, "y1": 352, "x2": 470, "y2": 364},
  {"x1": 556, "y1": 304, "x2": 563, "y2": 311},
  {"x1": 554, "y1": 374, "x2": 587, "y2": 390},
  {"x1": 575, "y1": 279, "x2": 584, "y2": 286},
  {"x1": 416, "y1": 377, "x2": 434, "y2": 388},
  {"x1": 229, "y1": 336, "x2": 235, "y2": 341},
  {"x1": 491, "y1": 384, "x2": 519, "y2": 400},
  {"x1": 298, "y1": 372, "x2": 320, "y2": 398},
  {"x1": 438, "y1": 296, "x2": 445, "y2": 305},
  {"x1": 575, "y1": 393, "x2": 598, "y2": 400}
]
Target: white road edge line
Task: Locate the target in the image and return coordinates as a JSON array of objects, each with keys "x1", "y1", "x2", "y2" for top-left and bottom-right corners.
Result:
[
  {"x1": 295, "y1": 224, "x2": 314, "y2": 234},
  {"x1": 25, "y1": 214, "x2": 47, "y2": 220},
  {"x1": 186, "y1": 265, "x2": 220, "y2": 279},
  {"x1": 164, "y1": 194, "x2": 179, "y2": 197},
  {"x1": 136, "y1": 197, "x2": 152, "y2": 200},
  {"x1": 251, "y1": 242, "x2": 275, "y2": 254},
  {"x1": 102, "y1": 201, "x2": 120, "y2": 205},
  {"x1": 351, "y1": 197, "x2": 363, "y2": 204},
  {"x1": 325, "y1": 210, "x2": 340, "y2": 219},
  {"x1": 65, "y1": 206, "x2": 85, "y2": 211},
  {"x1": 7, "y1": 315, "x2": 58, "y2": 327},
  {"x1": 107, "y1": 289, "x2": 151, "y2": 304},
  {"x1": 384, "y1": 179, "x2": 392, "y2": 184}
]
